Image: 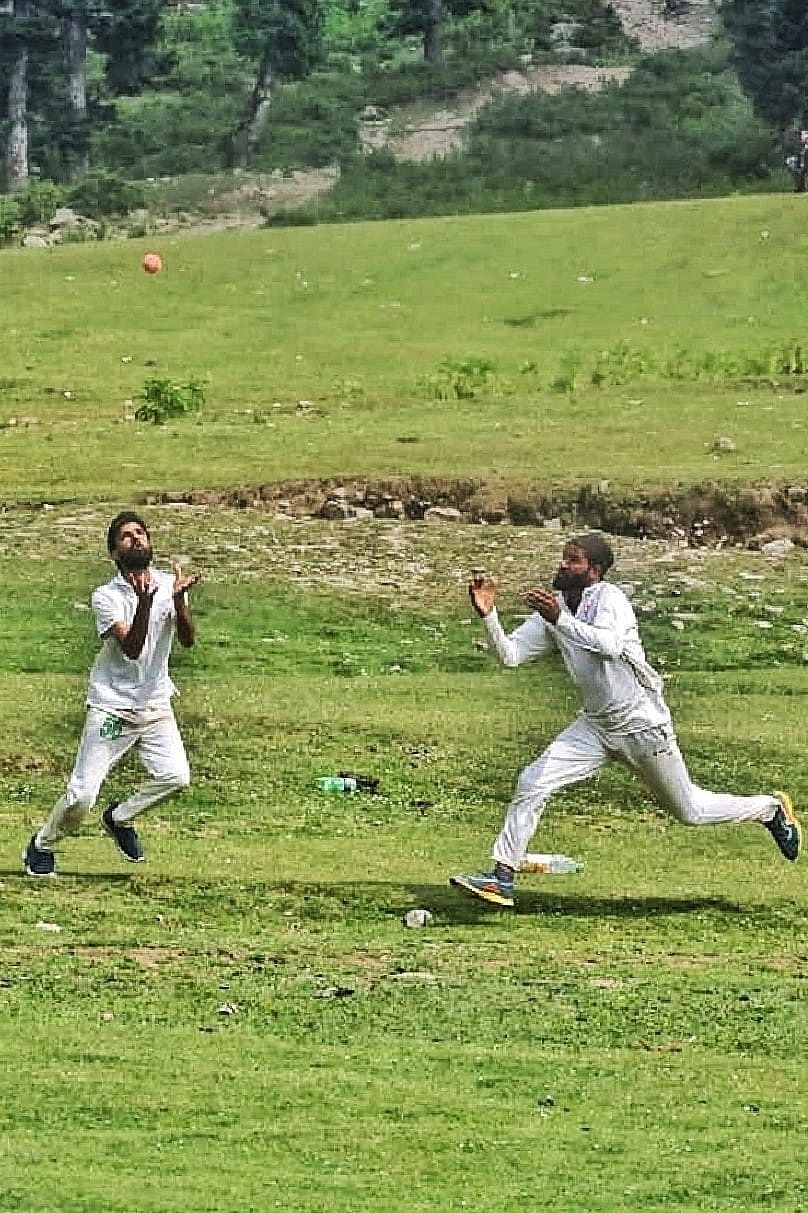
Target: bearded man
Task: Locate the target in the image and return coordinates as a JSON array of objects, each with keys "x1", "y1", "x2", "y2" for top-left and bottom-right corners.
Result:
[
  {"x1": 24, "y1": 512, "x2": 200, "y2": 876},
  {"x1": 451, "y1": 532, "x2": 800, "y2": 908}
]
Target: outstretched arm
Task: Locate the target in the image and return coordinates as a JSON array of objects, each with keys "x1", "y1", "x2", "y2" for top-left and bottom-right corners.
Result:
[{"x1": 469, "y1": 571, "x2": 554, "y2": 666}]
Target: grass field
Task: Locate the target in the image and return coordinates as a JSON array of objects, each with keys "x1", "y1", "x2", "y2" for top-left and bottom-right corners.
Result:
[
  {"x1": 3, "y1": 193, "x2": 808, "y2": 501},
  {"x1": 0, "y1": 194, "x2": 806, "y2": 1211}
]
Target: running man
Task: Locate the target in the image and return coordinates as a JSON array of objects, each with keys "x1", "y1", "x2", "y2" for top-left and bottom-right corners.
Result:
[
  {"x1": 24, "y1": 511, "x2": 199, "y2": 875},
  {"x1": 451, "y1": 533, "x2": 800, "y2": 908}
]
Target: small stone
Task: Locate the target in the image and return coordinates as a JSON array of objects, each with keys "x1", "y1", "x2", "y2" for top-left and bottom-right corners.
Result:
[
  {"x1": 761, "y1": 538, "x2": 795, "y2": 558},
  {"x1": 403, "y1": 908, "x2": 433, "y2": 928},
  {"x1": 424, "y1": 507, "x2": 462, "y2": 524}
]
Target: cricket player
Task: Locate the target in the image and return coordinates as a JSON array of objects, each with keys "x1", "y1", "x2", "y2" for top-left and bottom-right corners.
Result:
[
  {"x1": 451, "y1": 533, "x2": 800, "y2": 908},
  {"x1": 24, "y1": 511, "x2": 199, "y2": 876}
]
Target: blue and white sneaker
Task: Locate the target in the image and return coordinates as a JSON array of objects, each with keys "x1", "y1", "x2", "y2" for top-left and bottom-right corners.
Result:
[
  {"x1": 450, "y1": 869, "x2": 515, "y2": 908},
  {"x1": 764, "y1": 792, "x2": 801, "y2": 862}
]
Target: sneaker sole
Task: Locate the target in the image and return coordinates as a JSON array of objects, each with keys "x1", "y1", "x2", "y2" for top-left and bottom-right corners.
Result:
[
  {"x1": 101, "y1": 820, "x2": 145, "y2": 863},
  {"x1": 449, "y1": 874, "x2": 514, "y2": 908},
  {"x1": 773, "y1": 790, "x2": 802, "y2": 860}
]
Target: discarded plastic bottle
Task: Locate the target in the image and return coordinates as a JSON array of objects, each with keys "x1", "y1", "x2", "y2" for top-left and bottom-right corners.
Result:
[
  {"x1": 519, "y1": 852, "x2": 583, "y2": 875},
  {"x1": 316, "y1": 776, "x2": 358, "y2": 794}
]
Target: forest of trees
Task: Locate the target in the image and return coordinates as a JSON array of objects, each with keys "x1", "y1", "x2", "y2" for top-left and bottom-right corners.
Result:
[{"x1": 0, "y1": 2, "x2": 806, "y2": 220}]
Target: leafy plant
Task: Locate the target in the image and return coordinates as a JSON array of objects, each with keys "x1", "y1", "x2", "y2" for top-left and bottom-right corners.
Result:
[
  {"x1": 134, "y1": 376, "x2": 205, "y2": 424},
  {"x1": 66, "y1": 171, "x2": 146, "y2": 219},
  {"x1": 14, "y1": 178, "x2": 65, "y2": 227},
  {"x1": 0, "y1": 196, "x2": 21, "y2": 245},
  {"x1": 419, "y1": 356, "x2": 508, "y2": 400}
]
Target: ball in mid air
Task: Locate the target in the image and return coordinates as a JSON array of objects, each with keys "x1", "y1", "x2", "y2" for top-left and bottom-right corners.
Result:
[{"x1": 142, "y1": 252, "x2": 162, "y2": 274}]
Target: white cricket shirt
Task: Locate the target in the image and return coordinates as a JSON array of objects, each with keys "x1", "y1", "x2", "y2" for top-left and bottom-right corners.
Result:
[
  {"x1": 86, "y1": 569, "x2": 179, "y2": 714},
  {"x1": 483, "y1": 580, "x2": 671, "y2": 735}
]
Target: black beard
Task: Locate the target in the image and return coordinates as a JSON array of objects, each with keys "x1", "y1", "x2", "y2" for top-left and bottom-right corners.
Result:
[
  {"x1": 552, "y1": 569, "x2": 589, "y2": 592},
  {"x1": 117, "y1": 547, "x2": 153, "y2": 571}
]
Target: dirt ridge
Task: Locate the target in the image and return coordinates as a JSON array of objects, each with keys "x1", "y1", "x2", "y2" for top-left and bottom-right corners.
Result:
[{"x1": 121, "y1": 476, "x2": 808, "y2": 548}]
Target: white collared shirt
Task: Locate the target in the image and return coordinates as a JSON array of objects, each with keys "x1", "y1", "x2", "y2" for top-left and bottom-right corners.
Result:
[
  {"x1": 483, "y1": 580, "x2": 670, "y2": 735},
  {"x1": 86, "y1": 569, "x2": 178, "y2": 714}
]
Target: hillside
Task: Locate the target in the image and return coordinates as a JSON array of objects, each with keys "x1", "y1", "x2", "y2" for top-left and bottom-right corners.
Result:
[{"x1": 361, "y1": 0, "x2": 719, "y2": 164}]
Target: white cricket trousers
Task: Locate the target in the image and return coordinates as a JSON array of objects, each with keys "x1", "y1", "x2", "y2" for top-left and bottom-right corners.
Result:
[
  {"x1": 36, "y1": 707, "x2": 190, "y2": 850},
  {"x1": 493, "y1": 715, "x2": 778, "y2": 871}
]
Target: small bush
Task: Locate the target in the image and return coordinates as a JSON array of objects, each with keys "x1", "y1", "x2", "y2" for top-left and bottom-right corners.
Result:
[
  {"x1": 15, "y1": 178, "x2": 65, "y2": 226},
  {"x1": 419, "y1": 357, "x2": 509, "y2": 400},
  {"x1": 135, "y1": 377, "x2": 205, "y2": 425},
  {"x1": 66, "y1": 171, "x2": 146, "y2": 218},
  {"x1": 0, "y1": 196, "x2": 21, "y2": 245}
]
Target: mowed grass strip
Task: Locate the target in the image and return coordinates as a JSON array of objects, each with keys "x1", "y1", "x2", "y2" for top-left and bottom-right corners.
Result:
[{"x1": 0, "y1": 508, "x2": 805, "y2": 1210}]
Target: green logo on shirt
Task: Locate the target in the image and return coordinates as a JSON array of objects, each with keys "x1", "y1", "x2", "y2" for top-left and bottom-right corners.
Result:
[{"x1": 99, "y1": 716, "x2": 124, "y2": 740}]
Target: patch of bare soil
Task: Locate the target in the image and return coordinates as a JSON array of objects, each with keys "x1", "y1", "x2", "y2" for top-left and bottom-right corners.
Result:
[
  {"x1": 359, "y1": 65, "x2": 632, "y2": 162},
  {"x1": 140, "y1": 476, "x2": 808, "y2": 548},
  {"x1": 155, "y1": 166, "x2": 341, "y2": 236},
  {"x1": 610, "y1": 0, "x2": 716, "y2": 53}
]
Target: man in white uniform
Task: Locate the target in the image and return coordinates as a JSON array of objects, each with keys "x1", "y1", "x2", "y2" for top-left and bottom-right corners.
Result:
[
  {"x1": 451, "y1": 533, "x2": 801, "y2": 908},
  {"x1": 24, "y1": 511, "x2": 200, "y2": 876}
]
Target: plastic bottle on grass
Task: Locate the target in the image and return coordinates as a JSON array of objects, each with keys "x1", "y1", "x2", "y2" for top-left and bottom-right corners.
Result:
[
  {"x1": 317, "y1": 776, "x2": 358, "y2": 794},
  {"x1": 520, "y1": 852, "x2": 583, "y2": 875}
]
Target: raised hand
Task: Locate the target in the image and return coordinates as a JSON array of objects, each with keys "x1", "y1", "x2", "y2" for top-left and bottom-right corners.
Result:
[
  {"x1": 469, "y1": 570, "x2": 500, "y2": 618},
  {"x1": 172, "y1": 562, "x2": 201, "y2": 603},
  {"x1": 525, "y1": 586, "x2": 561, "y2": 623},
  {"x1": 126, "y1": 568, "x2": 157, "y2": 603}
]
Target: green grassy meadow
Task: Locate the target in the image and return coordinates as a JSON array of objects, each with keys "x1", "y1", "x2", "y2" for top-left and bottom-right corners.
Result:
[
  {"x1": 3, "y1": 193, "x2": 808, "y2": 501},
  {"x1": 1, "y1": 195, "x2": 806, "y2": 1211}
]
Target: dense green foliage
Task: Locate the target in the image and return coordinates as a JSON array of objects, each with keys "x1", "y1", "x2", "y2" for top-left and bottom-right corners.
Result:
[
  {"x1": 0, "y1": 3, "x2": 802, "y2": 233},
  {"x1": 296, "y1": 48, "x2": 779, "y2": 222},
  {"x1": 722, "y1": 0, "x2": 808, "y2": 134}
]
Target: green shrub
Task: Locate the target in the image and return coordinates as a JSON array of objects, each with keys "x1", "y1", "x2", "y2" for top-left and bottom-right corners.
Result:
[
  {"x1": 135, "y1": 376, "x2": 205, "y2": 425},
  {"x1": 66, "y1": 170, "x2": 146, "y2": 218},
  {"x1": 0, "y1": 196, "x2": 21, "y2": 245},
  {"x1": 419, "y1": 357, "x2": 510, "y2": 400},
  {"x1": 15, "y1": 178, "x2": 65, "y2": 226},
  {"x1": 293, "y1": 46, "x2": 780, "y2": 226},
  {"x1": 254, "y1": 75, "x2": 361, "y2": 171},
  {"x1": 93, "y1": 92, "x2": 241, "y2": 177}
]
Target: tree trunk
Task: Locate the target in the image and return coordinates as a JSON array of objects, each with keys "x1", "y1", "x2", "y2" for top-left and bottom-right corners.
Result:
[
  {"x1": 63, "y1": 11, "x2": 89, "y2": 177},
  {"x1": 424, "y1": 0, "x2": 445, "y2": 66},
  {"x1": 233, "y1": 57, "x2": 273, "y2": 169},
  {"x1": 5, "y1": 0, "x2": 30, "y2": 192}
]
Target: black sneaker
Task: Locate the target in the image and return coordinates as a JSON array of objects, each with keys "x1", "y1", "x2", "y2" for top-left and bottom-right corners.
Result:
[
  {"x1": 23, "y1": 834, "x2": 56, "y2": 877},
  {"x1": 102, "y1": 805, "x2": 144, "y2": 863},
  {"x1": 764, "y1": 791, "x2": 801, "y2": 862}
]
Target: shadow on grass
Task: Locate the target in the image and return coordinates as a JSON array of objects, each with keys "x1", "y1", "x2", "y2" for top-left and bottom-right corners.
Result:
[
  {"x1": 397, "y1": 883, "x2": 747, "y2": 924},
  {"x1": 7, "y1": 869, "x2": 778, "y2": 930},
  {"x1": 2, "y1": 868, "x2": 133, "y2": 883}
]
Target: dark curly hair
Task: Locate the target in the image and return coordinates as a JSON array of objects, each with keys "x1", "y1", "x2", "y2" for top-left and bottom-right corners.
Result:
[{"x1": 106, "y1": 511, "x2": 150, "y2": 554}]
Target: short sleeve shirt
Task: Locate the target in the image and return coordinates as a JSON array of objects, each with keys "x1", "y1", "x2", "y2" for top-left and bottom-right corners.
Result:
[{"x1": 86, "y1": 569, "x2": 178, "y2": 714}]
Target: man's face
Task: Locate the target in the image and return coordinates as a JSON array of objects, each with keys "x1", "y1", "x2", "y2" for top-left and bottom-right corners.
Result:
[
  {"x1": 552, "y1": 543, "x2": 595, "y2": 592},
  {"x1": 113, "y1": 521, "x2": 153, "y2": 571}
]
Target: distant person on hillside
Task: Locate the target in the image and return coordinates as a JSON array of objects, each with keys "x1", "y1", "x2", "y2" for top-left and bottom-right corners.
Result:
[
  {"x1": 450, "y1": 533, "x2": 800, "y2": 909},
  {"x1": 23, "y1": 512, "x2": 200, "y2": 876},
  {"x1": 786, "y1": 130, "x2": 808, "y2": 193}
]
